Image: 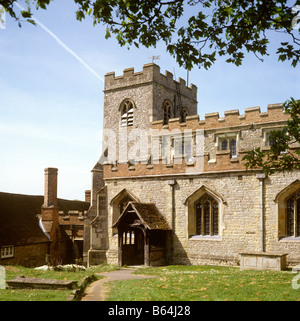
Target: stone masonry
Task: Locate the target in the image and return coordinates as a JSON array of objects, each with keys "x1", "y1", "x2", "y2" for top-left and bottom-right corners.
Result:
[{"x1": 83, "y1": 63, "x2": 300, "y2": 268}]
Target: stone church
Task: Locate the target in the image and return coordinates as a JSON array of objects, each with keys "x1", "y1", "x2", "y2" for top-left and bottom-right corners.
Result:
[{"x1": 83, "y1": 63, "x2": 300, "y2": 269}]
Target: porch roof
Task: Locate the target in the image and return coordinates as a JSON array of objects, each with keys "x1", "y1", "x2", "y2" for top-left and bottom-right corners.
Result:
[{"x1": 113, "y1": 202, "x2": 171, "y2": 231}]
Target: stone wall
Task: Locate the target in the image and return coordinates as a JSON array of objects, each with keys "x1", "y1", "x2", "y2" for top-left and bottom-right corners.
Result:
[
  {"x1": 88, "y1": 63, "x2": 300, "y2": 268},
  {"x1": 105, "y1": 169, "x2": 300, "y2": 266}
]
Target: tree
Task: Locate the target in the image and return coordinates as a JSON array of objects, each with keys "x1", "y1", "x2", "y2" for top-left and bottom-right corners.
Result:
[
  {"x1": 1, "y1": 0, "x2": 300, "y2": 70},
  {"x1": 2, "y1": 0, "x2": 299, "y2": 174},
  {"x1": 242, "y1": 98, "x2": 300, "y2": 175}
]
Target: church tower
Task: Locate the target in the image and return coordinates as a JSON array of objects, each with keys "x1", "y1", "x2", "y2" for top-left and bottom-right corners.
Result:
[
  {"x1": 84, "y1": 63, "x2": 197, "y2": 266},
  {"x1": 102, "y1": 63, "x2": 198, "y2": 165}
]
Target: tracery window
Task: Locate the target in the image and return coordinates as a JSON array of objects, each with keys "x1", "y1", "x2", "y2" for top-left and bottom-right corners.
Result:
[
  {"x1": 120, "y1": 100, "x2": 134, "y2": 127},
  {"x1": 286, "y1": 190, "x2": 300, "y2": 237},
  {"x1": 163, "y1": 101, "x2": 172, "y2": 125},
  {"x1": 195, "y1": 194, "x2": 219, "y2": 236}
]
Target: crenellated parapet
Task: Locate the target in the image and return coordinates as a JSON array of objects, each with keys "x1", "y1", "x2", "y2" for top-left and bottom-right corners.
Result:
[
  {"x1": 104, "y1": 63, "x2": 197, "y2": 101},
  {"x1": 152, "y1": 103, "x2": 289, "y2": 131},
  {"x1": 102, "y1": 101, "x2": 294, "y2": 179}
]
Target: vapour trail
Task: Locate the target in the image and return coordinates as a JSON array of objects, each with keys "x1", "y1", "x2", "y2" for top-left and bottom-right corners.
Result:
[{"x1": 14, "y1": 2, "x2": 104, "y2": 83}]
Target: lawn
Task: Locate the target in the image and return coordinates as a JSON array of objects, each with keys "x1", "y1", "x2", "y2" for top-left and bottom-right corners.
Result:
[
  {"x1": 1, "y1": 264, "x2": 300, "y2": 301},
  {"x1": 0, "y1": 264, "x2": 118, "y2": 301},
  {"x1": 107, "y1": 265, "x2": 300, "y2": 301}
]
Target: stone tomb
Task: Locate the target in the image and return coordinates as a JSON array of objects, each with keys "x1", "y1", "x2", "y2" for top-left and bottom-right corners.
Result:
[
  {"x1": 6, "y1": 276, "x2": 77, "y2": 289},
  {"x1": 240, "y1": 252, "x2": 288, "y2": 271}
]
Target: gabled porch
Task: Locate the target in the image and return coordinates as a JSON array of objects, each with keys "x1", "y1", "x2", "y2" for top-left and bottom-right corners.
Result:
[{"x1": 112, "y1": 202, "x2": 171, "y2": 266}]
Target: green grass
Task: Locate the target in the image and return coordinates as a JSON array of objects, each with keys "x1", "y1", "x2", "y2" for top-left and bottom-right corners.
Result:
[
  {"x1": 107, "y1": 265, "x2": 300, "y2": 301},
  {"x1": 2, "y1": 264, "x2": 300, "y2": 301},
  {"x1": 0, "y1": 264, "x2": 119, "y2": 301}
]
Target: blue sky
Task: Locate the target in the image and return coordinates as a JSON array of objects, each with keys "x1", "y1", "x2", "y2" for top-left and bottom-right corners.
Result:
[{"x1": 0, "y1": 1, "x2": 299, "y2": 200}]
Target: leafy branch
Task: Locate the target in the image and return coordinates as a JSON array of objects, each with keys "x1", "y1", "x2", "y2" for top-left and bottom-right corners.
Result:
[
  {"x1": 1, "y1": 0, "x2": 299, "y2": 70},
  {"x1": 243, "y1": 98, "x2": 300, "y2": 176}
]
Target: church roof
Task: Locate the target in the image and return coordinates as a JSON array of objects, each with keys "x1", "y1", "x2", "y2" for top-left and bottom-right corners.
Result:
[{"x1": 113, "y1": 202, "x2": 171, "y2": 231}]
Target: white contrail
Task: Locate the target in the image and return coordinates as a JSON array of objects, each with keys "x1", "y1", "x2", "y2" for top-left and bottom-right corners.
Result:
[{"x1": 14, "y1": 2, "x2": 104, "y2": 83}]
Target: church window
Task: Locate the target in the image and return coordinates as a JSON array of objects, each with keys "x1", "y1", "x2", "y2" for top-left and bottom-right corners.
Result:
[
  {"x1": 230, "y1": 139, "x2": 237, "y2": 157},
  {"x1": 181, "y1": 108, "x2": 189, "y2": 123},
  {"x1": 163, "y1": 101, "x2": 172, "y2": 125},
  {"x1": 286, "y1": 190, "x2": 300, "y2": 237},
  {"x1": 263, "y1": 127, "x2": 283, "y2": 147},
  {"x1": 120, "y1": 100, "x2": 134, "y2": 127},
  {"x1": 217, "y1": 133, "x2": 238, "y2": 157},
  {"x1": 221, "y1": 139, "x2": 228, "y2": 151},
  {"x1": 195, "y1": 194, "x2": 219, "y2": 236},
  {"x1": 267, "y1": 133, "x2": 276, "y2": 147}
]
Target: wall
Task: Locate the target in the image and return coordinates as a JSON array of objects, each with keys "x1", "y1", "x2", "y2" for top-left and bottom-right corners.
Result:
[
  {"x1": 105, "y1": 169, "x2": 300, "y2": 266},
  {"x1": 91, "y1": 64, "x2": 300, "y2": 267},
  {"x1": 0, "y1": 243, "x2": 49, "y2": 267}
]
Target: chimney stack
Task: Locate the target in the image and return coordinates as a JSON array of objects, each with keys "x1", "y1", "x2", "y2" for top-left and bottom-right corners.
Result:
[
  {"x1": 43, "y1": 167, "x2": 58, "y2": 208},
  {"x1": 41, "y1": 167, "x2": 61, "y2": 262},
  {"x1": 85, "y1": 190, "x2": 91, "y2": 203}
]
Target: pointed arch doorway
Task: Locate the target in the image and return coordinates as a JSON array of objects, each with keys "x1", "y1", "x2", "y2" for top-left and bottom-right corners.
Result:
[{"x1": 112, "y1": 202, "x2": 171, "y2": 266}]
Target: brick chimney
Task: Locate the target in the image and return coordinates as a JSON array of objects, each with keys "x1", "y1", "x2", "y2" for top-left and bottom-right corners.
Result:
[
  {"x1": 41, "y1": 167, "x2": 61, "y2": 262},
  {"x1": 43, "y1": 167, "x2": 58, "y2": 208},
  {"x1": 85, "y1": 190, "x2": 91, "y2": 203}
]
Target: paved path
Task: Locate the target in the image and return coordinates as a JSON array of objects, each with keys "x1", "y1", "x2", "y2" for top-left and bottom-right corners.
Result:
[{"x1": 81, "y1": 268, "x2": 155, "y2": 301}]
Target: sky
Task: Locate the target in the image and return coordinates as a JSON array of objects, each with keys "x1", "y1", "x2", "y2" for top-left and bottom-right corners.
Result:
[{"x1": 0, "y1": 1, "x2": 299, "y2": 201}]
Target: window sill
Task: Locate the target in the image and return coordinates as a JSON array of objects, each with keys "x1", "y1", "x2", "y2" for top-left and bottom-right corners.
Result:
[
  {"x1": 279, "y1": 236, "x2": 300, "y2": 242},
  {"x1": 189, "y1": 235, "x2": 221, "y2": 241}
]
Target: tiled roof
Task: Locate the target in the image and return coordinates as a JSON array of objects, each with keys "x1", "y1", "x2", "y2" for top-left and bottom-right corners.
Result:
[
  {"x1": 113, "y1": 202, "x2": 171, "y2": 231},
  {"x1": 0, "y1": 192, "x2": 89, "y2": 246}
]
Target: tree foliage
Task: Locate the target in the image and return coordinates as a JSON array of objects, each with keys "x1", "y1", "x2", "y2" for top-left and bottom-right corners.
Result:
[
  {"x1": 1, "y1": 0, "x2": 300, "y2": 70},
  {"x1": 242, "y1": 98, "x2": 300, "y2": 176},
  {"x1": 2, "y1": 0, "x2": 299, "y2": 175}
]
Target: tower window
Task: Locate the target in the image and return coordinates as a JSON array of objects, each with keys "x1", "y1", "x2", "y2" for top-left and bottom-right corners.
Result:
[
  {"x1": 163, "y1": 101, "x2": 172, "y2": 125},
  {"x1": 121, "y1": 100, "x2": 134, "y2": 127},
  {"x1": 181, "y1": 108, "x2": 189, "y2": 123}
]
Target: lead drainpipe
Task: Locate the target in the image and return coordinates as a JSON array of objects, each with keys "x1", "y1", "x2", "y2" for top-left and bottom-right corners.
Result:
[
  {"x1": 168, "y1": 180, "x2": 176, "y2": 264},
  {"x1": 256, "y1": 173, "x2": 266, "y2": 252},
  {"x1": 88, "y1": 193, "x2": 100, "y2": 268}
]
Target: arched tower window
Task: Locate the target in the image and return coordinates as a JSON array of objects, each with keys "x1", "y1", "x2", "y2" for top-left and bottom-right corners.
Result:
[
  {"x1": 163, "y1": 101, "x2": 172, "y2": 125},
  {"x1": 120, "y1": 100, "x2": 134, "y2": 127},
  {"x1": 181, "y1": 108, "x2": 189, "y2": 123}
]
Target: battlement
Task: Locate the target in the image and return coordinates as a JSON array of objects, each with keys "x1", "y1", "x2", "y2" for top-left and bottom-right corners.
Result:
[
  {"x1": 152, "y1": 103, "x2": 289, "y2": 131},
  {"x1": 104, "y1": 63, "x2": 197, "y2": 100}
]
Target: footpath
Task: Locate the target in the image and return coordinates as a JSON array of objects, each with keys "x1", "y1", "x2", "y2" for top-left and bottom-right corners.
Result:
[{"x1": 81, "y1": 268, "x2": 155, "y2": 301}]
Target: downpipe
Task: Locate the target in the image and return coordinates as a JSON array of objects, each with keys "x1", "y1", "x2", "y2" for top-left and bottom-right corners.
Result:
[
  {"x1": 256, "y1": 173, "x2": 266, "y2": 252},
  {"x1": 168, "y1": 180, "x2": 176, "y2": 264}
]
